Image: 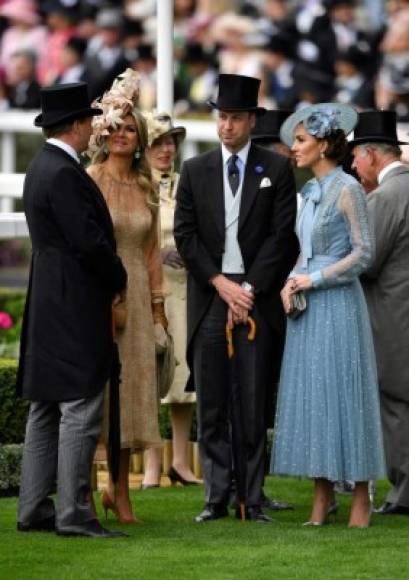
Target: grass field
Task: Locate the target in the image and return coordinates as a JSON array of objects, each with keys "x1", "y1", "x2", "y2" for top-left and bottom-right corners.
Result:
[{"x1": 1, "y1": 477, "x2": 409, "y2": 580}]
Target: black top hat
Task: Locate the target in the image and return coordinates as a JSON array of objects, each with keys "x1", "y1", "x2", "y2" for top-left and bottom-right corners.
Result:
[
  {"x1": 335, "y1": 43, "x2": 371, "y2": 70},
  {"x1": 264, "y1": 33, "x2": 294, "y2": 59},
  {"x1": 251, "y1": 109, "x2": 292, "y2": 143},
  {"x1": 65, "y1": 36, "x2": 87, "y2": 58},
  {"x1": 183, "y1": 42, "x2": 212, "y2": 65},
  {"x1": 349, "y1": 110, "x2": 409, "y2": 146},
  {"x1": 34, "y1": 82, "x2": 102, "y2": 128},
  {"x1": 323, "y1": 0, "x2": 355, "y2": 9},
  {"x1": 208, "y1": 74, "x2": 266, "y2": 115},
  {"x1": 137, "y1": 44, "x2": 155, "y2": 61}
]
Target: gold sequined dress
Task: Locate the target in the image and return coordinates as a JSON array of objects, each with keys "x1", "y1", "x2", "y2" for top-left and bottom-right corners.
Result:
[
  {"x1": 154, "y1": 168, "x2": 195, "y2": 404},
  {"x1": 88, "y1": 163, "x2": 162, "y2": 450}
]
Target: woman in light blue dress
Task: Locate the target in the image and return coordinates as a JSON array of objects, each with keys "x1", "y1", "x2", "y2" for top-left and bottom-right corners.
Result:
[{"x1": 270, "y1": 103, "x2": 385, "y2": 528}]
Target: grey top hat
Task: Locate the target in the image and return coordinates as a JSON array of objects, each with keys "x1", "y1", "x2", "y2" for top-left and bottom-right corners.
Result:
[{"x1": 280, "y1": 102, "x2": 358, "y2": 147}]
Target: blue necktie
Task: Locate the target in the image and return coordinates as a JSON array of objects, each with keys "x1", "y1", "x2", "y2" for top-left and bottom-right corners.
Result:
[{"x1": 228, "y1": 154, "x2": 240, "y2": 196}]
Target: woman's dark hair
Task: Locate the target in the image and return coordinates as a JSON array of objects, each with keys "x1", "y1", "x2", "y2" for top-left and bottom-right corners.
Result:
[{"x1": 320, "y1": 129, "x2": 348, "y2": 163}]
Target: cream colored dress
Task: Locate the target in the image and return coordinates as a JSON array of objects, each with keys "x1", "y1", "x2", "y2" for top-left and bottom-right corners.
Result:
[
  {"x1": 88, "y1": 163, "x2": 162, "y2": 450},
  {"x1": 154, "y1": 168, "x2": 195, "y2": 404}
]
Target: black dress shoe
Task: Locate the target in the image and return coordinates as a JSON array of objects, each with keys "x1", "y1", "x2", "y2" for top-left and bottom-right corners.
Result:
[
  {"x1": 17, "y1": 516, "x2": 55, "y2": 533},
  {"x1": 236, "y1": 506, "x2": 273, "y2": 523},
  {"x1": 194, "y1": 504, "x2": 228, "y2": 523},
  {"x1": 168, "y1": 466, "x2": 201, "y2": 486},
  {"x1": 374, "y1": 502, "x2": 409, "y2": 515},
  {"x1": 261, "y1": 495, "x2": 294, "y2": 511},
  {"x1": 56, "y1": 519, "x2": 128, "y2": 538}
]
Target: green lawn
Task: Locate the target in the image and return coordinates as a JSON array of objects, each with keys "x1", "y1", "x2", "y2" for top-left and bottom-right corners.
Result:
[{"x1": 1, "y1": 478, "x2": 408, "y2": 580}]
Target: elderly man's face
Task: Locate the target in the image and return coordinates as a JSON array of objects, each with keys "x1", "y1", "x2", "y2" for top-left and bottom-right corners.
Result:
[{"x1": 351, "y1": 146, "x2": 379, "y2": 191}]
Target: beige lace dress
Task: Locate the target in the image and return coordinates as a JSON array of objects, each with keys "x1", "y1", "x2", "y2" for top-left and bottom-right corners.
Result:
[
  {"x1": 154, "y1": 168, "x2": 195, "y2": 404},
  {"x1": 87, "y1": 163, "x2": 162, "y2": 450}
]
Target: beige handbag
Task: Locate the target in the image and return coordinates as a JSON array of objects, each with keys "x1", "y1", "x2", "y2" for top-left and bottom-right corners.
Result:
[{"x1": 155, "y1": 323, "x2": 176, "y2": 399}]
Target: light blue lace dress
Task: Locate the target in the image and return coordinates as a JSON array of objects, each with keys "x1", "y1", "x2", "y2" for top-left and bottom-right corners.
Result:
[{"x1": 270, "y1": 166, "x2": 385, "y2": 481}]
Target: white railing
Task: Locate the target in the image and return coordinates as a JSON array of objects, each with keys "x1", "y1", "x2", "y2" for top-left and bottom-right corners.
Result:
[
  {"x1": 0, "y1": 110, "x2": 218, "y2": 237},
  {"x1": 0, "y1": 109, "x2": 218, "y2": 175}
]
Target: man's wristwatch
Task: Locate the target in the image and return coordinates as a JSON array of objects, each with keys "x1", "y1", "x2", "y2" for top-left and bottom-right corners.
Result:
[{"x1": 241, "y1": 281, "x2": 255, "y2": 294}]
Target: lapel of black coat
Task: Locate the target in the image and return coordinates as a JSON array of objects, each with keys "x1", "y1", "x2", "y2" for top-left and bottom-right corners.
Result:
[
  {"x1": 43, "y1": 143, "x2": 114, "y2": 236},
  {"x1": 206, "y1": 148, "x2": 225, "y2": 238},
  {"x1": 238, "y1": 143, "x2": 264, "y2": 232}
]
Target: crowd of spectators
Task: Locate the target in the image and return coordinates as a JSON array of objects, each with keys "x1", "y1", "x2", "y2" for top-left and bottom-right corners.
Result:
[{"x1": 0, "y1": 0, "x2": 408, "y2": 122}]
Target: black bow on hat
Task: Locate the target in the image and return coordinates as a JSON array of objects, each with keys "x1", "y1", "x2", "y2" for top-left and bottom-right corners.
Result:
[{"x1": 34, "y1": 82, "x2": 102, "y2": 128}]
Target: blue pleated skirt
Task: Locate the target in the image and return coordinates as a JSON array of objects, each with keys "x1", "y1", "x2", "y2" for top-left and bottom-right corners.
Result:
[{"x1": 271, "y1": 268, "x2": 385, "y2": 481}]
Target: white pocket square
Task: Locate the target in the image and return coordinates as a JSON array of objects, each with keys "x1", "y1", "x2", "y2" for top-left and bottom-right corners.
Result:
[{"x1": 260, "y1": 177, "x2": 272, "y2": 188}]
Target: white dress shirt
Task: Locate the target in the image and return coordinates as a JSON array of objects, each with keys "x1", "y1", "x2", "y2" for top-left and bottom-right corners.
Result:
[
  {"x1": 47, "y1": 138, "x2": 80, "y2": 163},
  {"x1": 378, "y1": 160, "x2": 404, "y2": 184},
  {"x1": 221, "y1": 141, "x2": 251, "y2": 274}
]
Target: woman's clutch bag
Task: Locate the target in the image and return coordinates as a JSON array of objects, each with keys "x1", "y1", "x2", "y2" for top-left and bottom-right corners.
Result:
[{"x1": 288, "y1": 291, "x2": 307, "y2": 319}]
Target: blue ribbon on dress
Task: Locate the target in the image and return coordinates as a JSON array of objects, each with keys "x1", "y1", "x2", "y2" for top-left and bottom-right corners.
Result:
[{"x1": 298, "y1": 181, "x2": 323, "y2": 268}]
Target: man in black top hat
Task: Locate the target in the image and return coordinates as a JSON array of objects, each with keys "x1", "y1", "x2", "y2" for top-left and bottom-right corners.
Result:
[
  {"x1": 251, "y1": 109, "x2": 293, "y2": 158},
  {"x1": 174, "y1": 74, "x2": 298, "y2": 523},
  {"x1": 351, "y1": 111, "x2": 409, "y2": 516},
  {"x1": 16, "y1": 82, "x2": 127, "y2": 538}
]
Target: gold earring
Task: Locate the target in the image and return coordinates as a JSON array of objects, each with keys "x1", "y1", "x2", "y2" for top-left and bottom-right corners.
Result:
[{"x1": 320, "y1": 152, "x2": 325, "y2": 159}]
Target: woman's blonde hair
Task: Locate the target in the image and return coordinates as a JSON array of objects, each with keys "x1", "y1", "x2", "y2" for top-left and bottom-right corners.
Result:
[{"x1": 90, "y1": 108, "x2": 158, "y2": 210}]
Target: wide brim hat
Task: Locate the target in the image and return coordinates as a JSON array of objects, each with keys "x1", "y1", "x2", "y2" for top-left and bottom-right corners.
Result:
[
  {"x1": 212, "y1": 12, "x2": 257, "y2": 43},
  {"x1": 208, "y1": 73, "x2": 266, "y2": 116},
  {"x1": 280, "y1": 102, "x2": 358, "y2": 147},
  {"x1": 34, "y1": 82, "x2": 102, "y2": 128},
  {"x1": 349, "y1": 110, "x2": 409, "y2": 146},
  {"x1": 0, "y1": 0, "x2": 40, "y2": 25},
  {"x1": 251, "y1": 109, "x2": 293, "y2": 143},
  {"x1": 143, "y1": 112, "x2": 186, "y2": 148}
]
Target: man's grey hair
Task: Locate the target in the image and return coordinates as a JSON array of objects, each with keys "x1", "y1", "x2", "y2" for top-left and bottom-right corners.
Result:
[
  {"x1": 357, "y1": 142, "x2": 402, "y2": 158},
  {"x1": 11, "y1": 49, "x2": 37, "y2": 66}
]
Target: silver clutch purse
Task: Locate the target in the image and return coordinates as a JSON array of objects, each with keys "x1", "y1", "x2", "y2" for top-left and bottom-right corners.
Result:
[{"x1": 287, "y1": 291, "x2": 307, "y2": 319}]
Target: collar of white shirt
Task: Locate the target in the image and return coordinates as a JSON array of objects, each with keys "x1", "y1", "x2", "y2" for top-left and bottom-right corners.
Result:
[
  {"x1": 47, "y1": 138, "x2": 80, "y2": 164},
  {"x1": 221, "y1": 140, "x2": 251, "y2": 172},
  {"x1": 378, "y1": 160, "x2": 404, "y2": 184}
]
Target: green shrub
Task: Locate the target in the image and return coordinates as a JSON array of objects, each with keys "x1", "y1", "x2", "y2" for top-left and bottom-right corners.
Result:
[
  {"x1": 158, "y1": 403, "x2": 197, "y2": 441},
  {"x1": 0, "y1": 444, "x2": 23, "y2": 496},
  {"x1": 0, "y1": 289, "x2": 26, "y2": 359},
  {"x1": 0, "y1": 359, "x2": 29, "y2": 444}
]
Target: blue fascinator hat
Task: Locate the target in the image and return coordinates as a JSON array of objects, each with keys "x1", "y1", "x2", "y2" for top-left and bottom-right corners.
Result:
[{"x1": 280, "y1": 103, "x2": 358, "y2": 147}]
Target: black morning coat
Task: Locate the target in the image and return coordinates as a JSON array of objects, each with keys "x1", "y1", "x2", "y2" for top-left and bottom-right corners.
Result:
[
  {"x1": 174, "y1": 143, "x2": 299, "y2": 391},
  {"x1": 16, "y1": 143, "x2": 127, "y2": 402}
]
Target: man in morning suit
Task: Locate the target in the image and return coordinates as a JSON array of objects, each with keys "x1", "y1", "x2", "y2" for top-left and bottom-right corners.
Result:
[
  {"x1": 16, "y1": 83, "x2": 127, "y2": 538},
  {"x1": 351, "y1": 111, "x2": 409, "y2": 516},
  {"x1": 174, "y1": 74, "x2": 299, "y2": 523}
]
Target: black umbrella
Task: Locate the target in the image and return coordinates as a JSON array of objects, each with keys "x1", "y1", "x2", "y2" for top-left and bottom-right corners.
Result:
[
  {"x1": 107, "y1": 324, "x2": 122, "y2": 484},
  {"x1": 226, "y1": 317, "x2": 257, "y2": 521}
]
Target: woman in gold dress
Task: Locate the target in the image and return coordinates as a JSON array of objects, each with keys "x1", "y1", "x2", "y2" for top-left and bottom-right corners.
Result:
[
  {"x1": 141, "y1": 112, "x2": 201, "y2": 488},
  {"x1": 87, "y1": 70, "x2": 167, "y2": 523}
]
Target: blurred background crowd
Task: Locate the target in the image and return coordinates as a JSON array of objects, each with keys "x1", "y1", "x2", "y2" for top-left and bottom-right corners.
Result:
[{"x1": 0, "y1": 0, "x2": 408, "y2": 121}]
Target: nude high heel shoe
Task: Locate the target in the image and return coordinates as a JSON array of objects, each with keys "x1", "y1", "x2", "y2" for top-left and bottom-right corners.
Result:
[{"x1": 101, "y1": 491, "x2": 138, "y2": 524}]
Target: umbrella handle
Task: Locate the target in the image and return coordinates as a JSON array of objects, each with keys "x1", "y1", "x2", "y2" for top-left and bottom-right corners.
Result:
[
  {"x1": 226, "y1": 316, "x2": 257, "y2": 358},
  {"x1": 247, "y1": 316, "x2": 256, "y2": 341}
]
